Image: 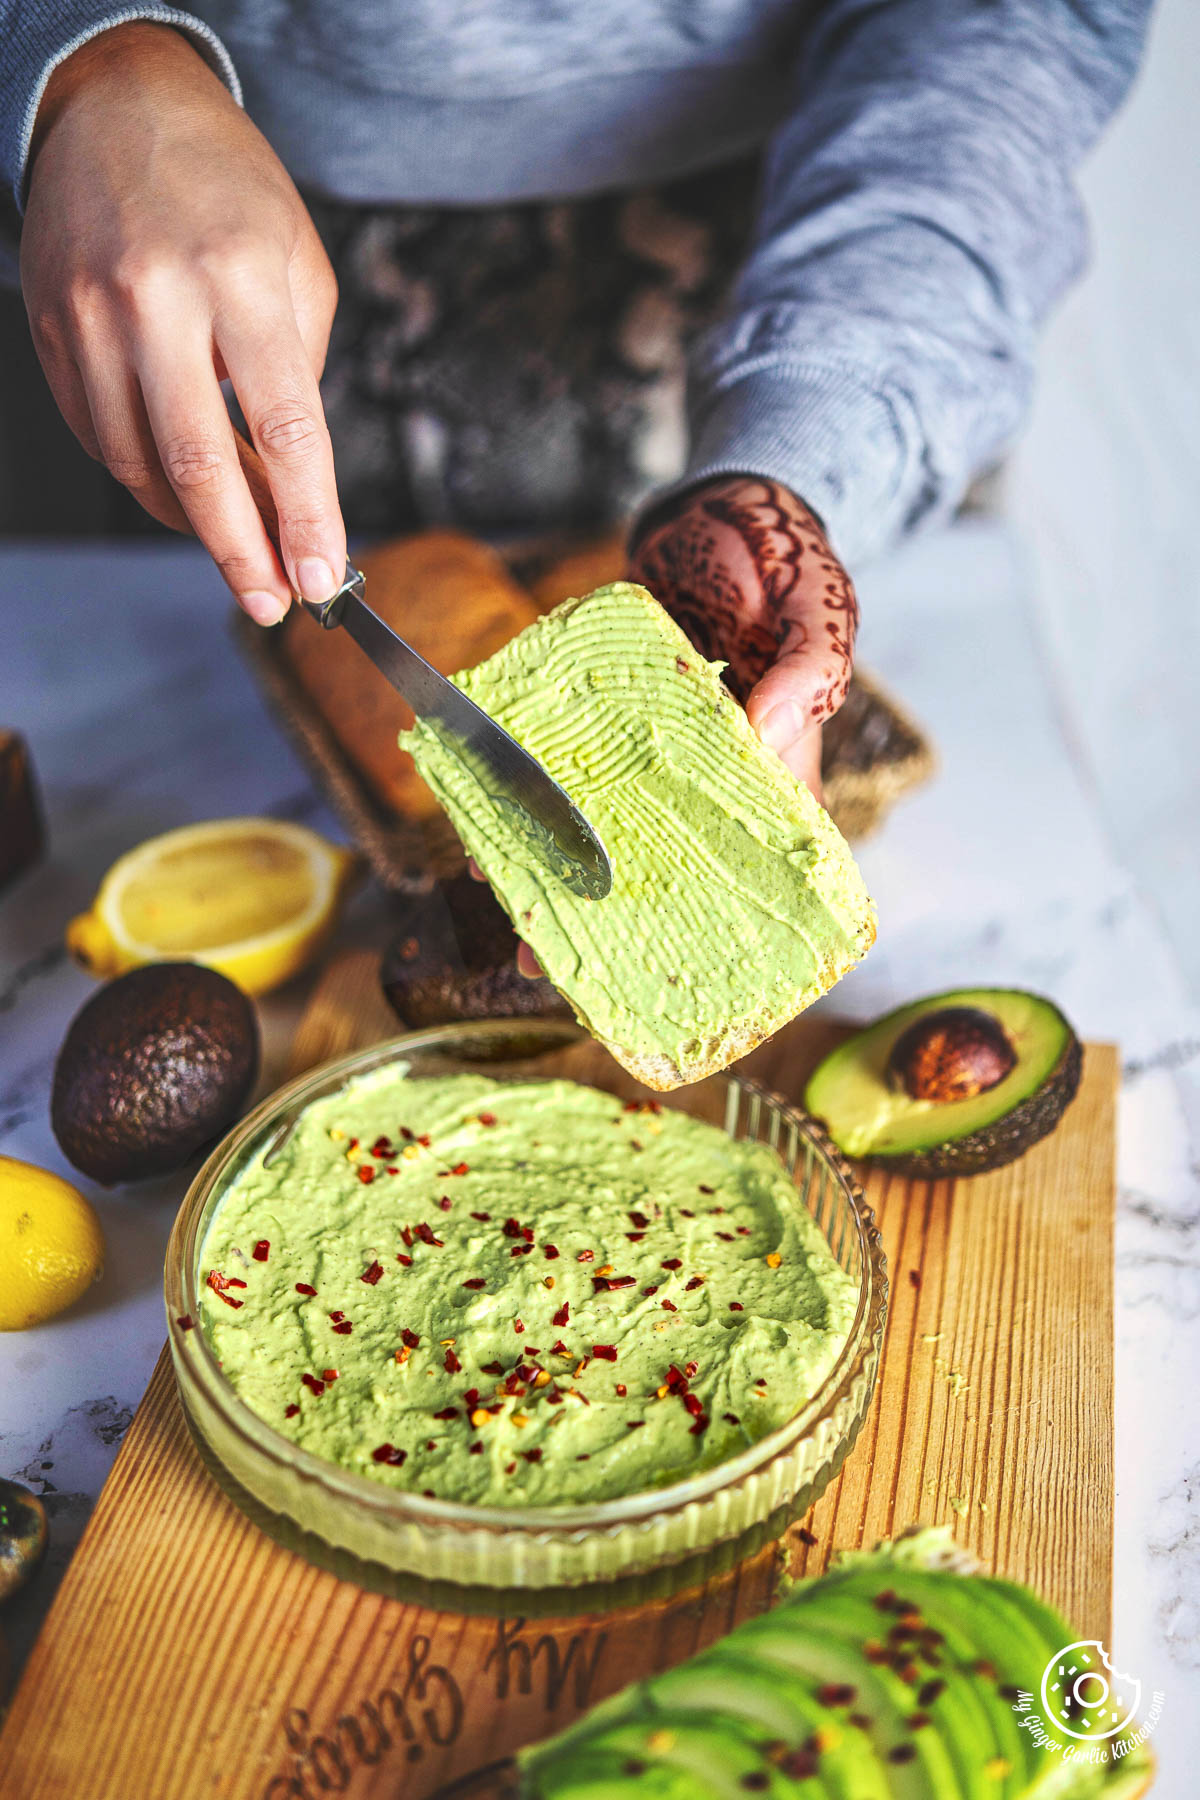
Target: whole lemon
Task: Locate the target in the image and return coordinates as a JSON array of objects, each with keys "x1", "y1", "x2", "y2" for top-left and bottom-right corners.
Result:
[{"x1": 0, "y1": 1156, "x2": 105, "y2": 1330}]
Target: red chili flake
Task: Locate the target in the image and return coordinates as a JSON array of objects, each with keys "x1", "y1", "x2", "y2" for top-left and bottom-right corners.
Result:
[
  {"x1": 715, "y1": 1231, "x2": 734, "y2": 1242},
  {"x1": 522, "y1": 1448, "x2": 543, "y2": 1464},
  {"x1": 502, "y1": 1217, "x2": 523, "y2": 1239},
  {"x1": 576, "y1": 1453, "x2": 590, "y2": 1461},
  {"x1": 464, "y1": 1387, "x2": 480, "y2": 1406},
  {"x1": 397, "y1": 1254, "x2": 413, "y2": 1267},
  {"x1": 543, "y1": 1244, "x2": 560, "y2": 1260},
  {"x1": 358, "y1": 1165, "x2": 376, "y2": 1185},
  {"x1": 709, "y1": 1205, "x2": 726, "y2": 1215},
  {"x1": 361, "y1": 1261, "x2": 384, "y2": 1285},
  {"x1": 576, "y1": 1249, "x2": 594, "y2": 1263},
  {"x1": 252, "y1": 1240, "x2": 270, "y2": 1262},
  {"x1": 301, "y1": 1374, "x2": 325, "y2": 1396},
  {"x1": 504, "y1": 1462, "x2": 517, "y2": 1475},
  {"x1": 463, "y1": 1278, "x2": 487, "y2": 1291},
  {"x1": 513, "y1": 1319, "x2": 525, "y2": 1334},
  {"x1": 347, "y1": 1138, "x2": 359, "y2": 1151},
  {"x1": 176, "y1": 1314, "x2": 194, "y2": 1330},
  {"x1": 450, "y1": 1162, "x2": 470, "y2": 1176},
  {"x1": 626, "y1": 1421, "x2": 645, "y2": 1431},
  {"x1": 684, "y1": 1362, "x2": 698, "y2": 1377},
  {"x1": 414, "y1": 1222, "x2": 444, "y2": 1247},
  {"x1": 438, "y1": 1196, "x2": 453, "y2": 1212},
  {"x1": 661, "y1": 1300, "x2": 678, "y2": 1312},
  {"x1": 629, "y1": 1140, "x2": 644, "y2": 1151},
  {"x1": 661, "y1": 1258, "x2": 682, "y2": 1270},
  {"x1": 400, "y1": 1226, "x2": 414, "y2": 1248},
  {"x1": 478, "y1": 1112, "x2": 497, "y2": 1127},
  {"x1": 332, "y1": 1321, "x2": 353, "y2": 1335},
  {"x1": 615, "y1": 1383, "x2": 627, "y2": 1397},
  {"x1": 284, "y1": 1403, "x2": 300, "y2": 1419},
  {"x1": 522, "y1": 1226, "x2": 534, "y2": 1242},
  {"x1": 622, "y1": 1100, "x2": 639, "y2": 1112},
  {"x1": 818, "y1": 1683, "x2": 857, "y2": 1706},
  {"x1": 552, "y1": 1303, "x2": 570, "y2": 1327},
  {"x1": 917, "y1": 1680, "x2": 945, "y2": 1707},
  {"x1": 665, "y1": 1365, "x2": 687, "y2": 1389},
  {"x1": 592, "y1": 1344, "x2": 618, "y2": 1361},
  {"x1": 329, "y1": 1310, "x2": 345, "y2": 1321},
  {"x1": 207, "y1": 1270, "x2": 245, "y2": 1308},
  {"x1": 444, "y1": 1349, "x2": 462, "y2": 1373},
  {"x1": 295, "y1": 1282, "x2": 317, "y2": 1297},
  {"x1": 626, "y1": 1232, "x2": 645, "y2": 1242},
  {"x1": 729, "y1": 1302, "x2": 744, "y2": 1312},
  {"x1": 387, "y1": 1166, "x2": 400, "y2": 1175},
  {"x1": 593, "y1": 1274, "x2": 636, "y2": 1291},
  {"x1": 797, "y1": 1527, "x2": 818, "y2": 1547},
  {"x1": 779, "y1": 1750, "x2": 819, "y2": 1779},
  {"x1": 685, "y1": 1277, "x2": 704, "y2": 1291},
  {"x1": 525, "y1": 1347, "x2": 541, "y2": 1356},
  {"x1": 401, "y1": 1328, "x2": 420, "y2": 1348},
  {"x1": 683, "y1": 1392, "x2": 704, "y2": 1418},
  {"x1": 399, "y1": 1127, "x2": 415, "y2": 1142},
  {"x1": 510, "y1": 1245, "x2": 533, "y2": 1258},
  {"x1": 679, "y1": 1208, "x2": 694, "y2": 1218},
  {"x1": 372, "y1": 1443, "x2": 407, "y2": 1466},
  {"x1": 723, "y1": 1412, "x2": 741, "y2": 1425},
  {"x1": 470, "y1": 1211, "x2": 492, "y2": 1222},
  {"x1": 371, "y1": 1136, "x2": 392, "y2": 1157},
  {"x1": 688, "y1": 1415, "x2": 709, "y2": 1436},
  {"x1": 550, "y1": 1340, "x2": 568, "y2": 1355},
  {"x1": 642, "y1": 1284, "x2": 658, "y2": 1296},
  {"x1": 887, "y1": 1747, "x2": 918, "y2": 1765},
  {"x1": 468, "y1": 1441, "x2": 484, "y2": 1455},
  {"x1": 433, "y1": 1406, "x2": 459, "y2": 1420},
  {"x1": 322, "y1": 1368, "x2": 339, "y2": 1383},
  {"x1": 480, "y1": 1360, "x2": 504, "y2": 1376},
  {"x1": 736, "y1": 1226, "x2": 752, "y2": 1237},
  {"x1": 418, "y1": 1135, "x2": 432, "y2": 1149},
  {"x1": 698, "y1": 1184, "x2": 715, "y2": 1195}
]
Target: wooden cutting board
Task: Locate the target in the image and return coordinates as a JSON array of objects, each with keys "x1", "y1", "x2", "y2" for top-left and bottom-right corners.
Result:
[{"x1": 0, "y1": 952, "x2": 1117, "y2": 1800}]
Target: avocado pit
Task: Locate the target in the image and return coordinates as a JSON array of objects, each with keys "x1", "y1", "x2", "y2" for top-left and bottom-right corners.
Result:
[{"x1": 888, "y1": 1006, "x2": 1017, "y2": 1104}]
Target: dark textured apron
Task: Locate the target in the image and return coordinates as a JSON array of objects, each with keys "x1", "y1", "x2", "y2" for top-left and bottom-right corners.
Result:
[{"x1": 307, "y1": 157, "x2": 760, "y2": 539}]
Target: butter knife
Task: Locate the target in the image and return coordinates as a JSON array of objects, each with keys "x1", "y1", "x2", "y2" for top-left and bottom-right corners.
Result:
[{"x1": 234, "y1": 434, "x2": 612, "y2": 900}]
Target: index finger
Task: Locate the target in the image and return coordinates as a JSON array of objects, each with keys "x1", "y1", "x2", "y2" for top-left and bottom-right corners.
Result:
[{"x1": 219, "y1": 302, "x2": 345, "y2": 605}]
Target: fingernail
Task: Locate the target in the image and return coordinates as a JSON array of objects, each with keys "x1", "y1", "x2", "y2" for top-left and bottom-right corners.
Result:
[
  {"x1": 241, "y1": 590, "x2": 290, "y2": 627},
  {"x1": 757, "y1": 702, "x2": 805, "y2": 756},
  {"x1": 296, "y1": 558, "x2": 337, "y2": 603}
]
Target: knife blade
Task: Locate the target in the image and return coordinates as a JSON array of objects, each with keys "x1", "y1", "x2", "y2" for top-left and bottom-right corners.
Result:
[
  {"x1": 307, "y1": 568, "x2": 612, "y2": 900},
  {"x1": 232, "y1": 429, "x2": 611, "y2": 901}
]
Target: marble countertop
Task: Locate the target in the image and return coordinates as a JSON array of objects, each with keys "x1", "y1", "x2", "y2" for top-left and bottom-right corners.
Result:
[{"x1": 0, "y1": 519, "x2": 1196, "y2": 1791}]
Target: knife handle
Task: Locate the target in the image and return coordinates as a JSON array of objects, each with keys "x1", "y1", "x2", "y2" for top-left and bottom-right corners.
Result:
[{"x1": 231, "y1": 426, "x2": 360, "y2": 629}]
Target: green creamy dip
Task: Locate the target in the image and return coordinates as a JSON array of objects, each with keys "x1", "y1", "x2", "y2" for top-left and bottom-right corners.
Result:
[
  {"x1": 200, "y1": 1066, "x2": 857, "y2": 1507},
  {"x1": 403, "y1": 585, "x2": 875, "y2": 1087}
]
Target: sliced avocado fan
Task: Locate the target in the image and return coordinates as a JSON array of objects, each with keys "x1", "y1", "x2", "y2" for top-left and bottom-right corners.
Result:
[
  {"x1": 517, "y1": 1529, "x2": 1153, "y2": 1799},
  {"x1": 804, "y1": 988, "x2": 1082, "y2": 1178}
]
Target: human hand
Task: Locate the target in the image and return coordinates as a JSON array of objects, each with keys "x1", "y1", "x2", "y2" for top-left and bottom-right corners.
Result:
[
  {"x1": 21, "y1": 21, "x2": 344, "y2": 623},
  {"x1": 628, "y1": 475, "x2": 858, "y2": 801}
]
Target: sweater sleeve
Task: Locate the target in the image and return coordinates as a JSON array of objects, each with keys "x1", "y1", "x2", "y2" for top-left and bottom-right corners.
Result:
[
  {"x1": 664, "y1": 0, "x2": 1152, "y2": 566},
  {"x1": 0, "y1": 3, "x2": 240, "y2": 279}
]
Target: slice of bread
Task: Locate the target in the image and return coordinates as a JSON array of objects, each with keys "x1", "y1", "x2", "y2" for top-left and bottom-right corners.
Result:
[{"x1": 404, "y1": 583, "x2": 876, "y2": 1089}]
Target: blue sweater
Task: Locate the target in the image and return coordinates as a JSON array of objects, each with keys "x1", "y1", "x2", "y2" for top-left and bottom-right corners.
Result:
[{"x1": 0, "y1": 2, "x2": 1151, "y2": 563}]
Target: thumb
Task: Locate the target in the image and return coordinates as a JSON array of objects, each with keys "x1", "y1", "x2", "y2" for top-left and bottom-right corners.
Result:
[{"x1": 747, "y1": 650, "x2": 831, "y2": 802}]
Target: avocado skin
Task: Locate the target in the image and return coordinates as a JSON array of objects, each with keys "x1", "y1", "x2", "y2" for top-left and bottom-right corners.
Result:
[
  {"x1": 51, "y1": 963, "x2": 259, "y2": 1186},
  {"x1": 380, "y1": 877, "x2": 570, "y2": 1029},
  {"x1": 878, "y1": 1030, "x2": 1082, "y2": 1177},
  {"x1": 805, "y1": 988, "x2": 1083, "y2": 1179}
]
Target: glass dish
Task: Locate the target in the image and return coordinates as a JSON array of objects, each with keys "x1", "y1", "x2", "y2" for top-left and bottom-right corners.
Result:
[{"x1": 165, "y1": 1020, "x2": 887, "y2": 1612}]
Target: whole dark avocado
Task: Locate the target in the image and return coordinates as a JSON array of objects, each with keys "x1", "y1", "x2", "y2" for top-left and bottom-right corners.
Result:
[
  {"x1": 804, "y1": 987, "x2": 1082, "y2": 1177},
  {"x1": 51, "y1": 963, "x2": 259, "y2": 1185},
  {"x1": 381, "y1": 877, "x2": 570, "y2": 1029}
]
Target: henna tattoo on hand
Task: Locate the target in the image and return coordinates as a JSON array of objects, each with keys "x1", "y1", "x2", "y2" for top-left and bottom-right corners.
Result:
[{"x1": 629, "y1": 477, "x2": 858, "y2": 720}]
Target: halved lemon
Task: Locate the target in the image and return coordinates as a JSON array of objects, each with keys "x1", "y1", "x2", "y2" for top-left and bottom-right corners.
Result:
[{"x1": 67, "y1": 818, "x2": 361, "y2": 995}]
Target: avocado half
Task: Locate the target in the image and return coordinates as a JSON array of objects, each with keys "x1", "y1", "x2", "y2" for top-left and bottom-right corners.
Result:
[{"x1": 804, "y1": 987, "x2": 1082, "y2": 1177}]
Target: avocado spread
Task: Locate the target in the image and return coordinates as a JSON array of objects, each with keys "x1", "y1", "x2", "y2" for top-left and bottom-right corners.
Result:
[
  {"x1": 199, "y1": 1065, "x2": 857, "y2": 1507},
  {"x1": 402, "y1": 584, "x2": 875, "y2": 1089}
]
